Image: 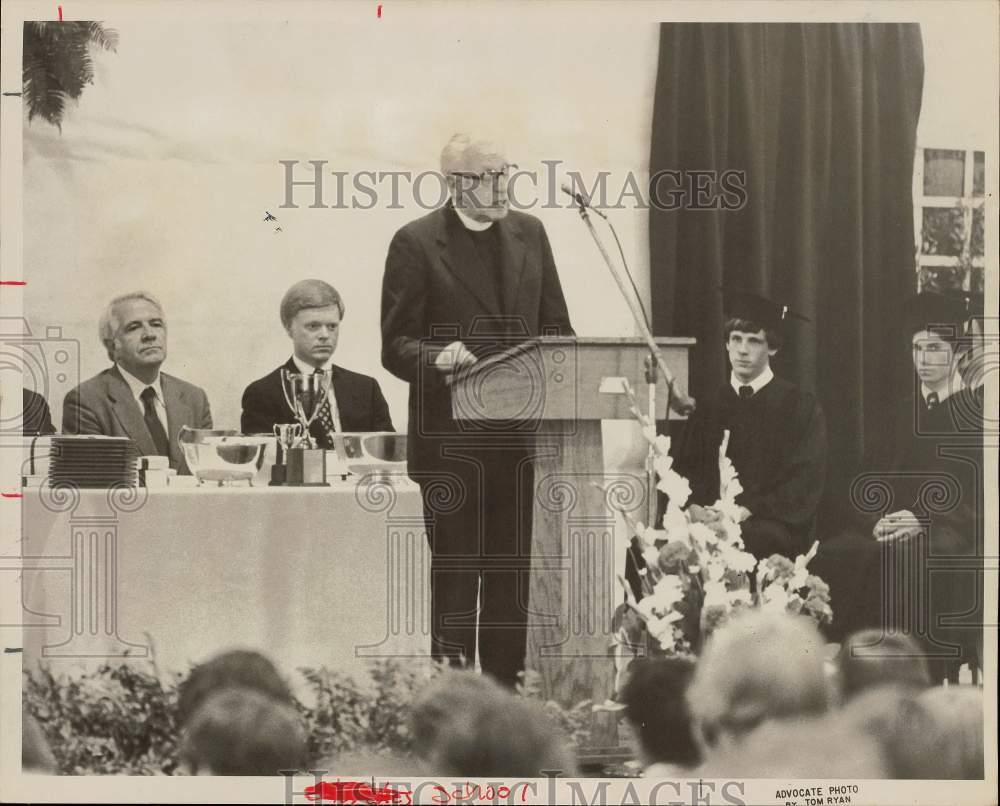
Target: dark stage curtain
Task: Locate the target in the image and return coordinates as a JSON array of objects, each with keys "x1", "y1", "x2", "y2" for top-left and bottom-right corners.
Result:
[{"x1": 649, "y1": 23, "x2": 924, "y2": 526}]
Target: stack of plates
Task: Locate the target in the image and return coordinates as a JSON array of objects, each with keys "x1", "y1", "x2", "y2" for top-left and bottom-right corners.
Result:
[{"x1": 48, "y1": 435, "x2": 141, "y2": 489}]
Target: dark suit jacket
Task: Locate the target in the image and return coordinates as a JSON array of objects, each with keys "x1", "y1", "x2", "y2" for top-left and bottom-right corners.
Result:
[
  {"x1": 62, "y1": 366, "x2": 213, "y2": 474},
  {"x1": 23, "y1": 389, "x2": 56, "y2": 435},
  {"x1": 381, "y1": 204, "x2": 574, "y2": 474},
  {"x1": 240, "y1": 357, "x2": 394, "y2": 439}
]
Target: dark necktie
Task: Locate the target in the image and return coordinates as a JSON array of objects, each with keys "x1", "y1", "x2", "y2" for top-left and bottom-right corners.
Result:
[
  {"x1": 314, "y1": 370, "x2": 336, "y2": 448},
  {"x1": 738, "y1": 385, "x2": 754, "y2": 400},
  {"x1": 926, "y1": 391, "x2": 939, "y2": 410},
  {"x1": 140, "y1": 386, "x2": 170, "y2": 457}
]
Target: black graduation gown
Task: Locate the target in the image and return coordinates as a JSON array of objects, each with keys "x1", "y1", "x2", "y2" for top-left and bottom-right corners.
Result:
[
  {"x1": 813, "y1": 386, "x2": 983, "y2": 678},
  {"x1": 674, "y1": 376, "x2": 828, "y2": 550}
]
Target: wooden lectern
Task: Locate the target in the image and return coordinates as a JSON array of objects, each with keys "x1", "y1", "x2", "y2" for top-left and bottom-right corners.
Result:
[{"x1": 450, "y1": 336, "x2": 693, "y2": 715}]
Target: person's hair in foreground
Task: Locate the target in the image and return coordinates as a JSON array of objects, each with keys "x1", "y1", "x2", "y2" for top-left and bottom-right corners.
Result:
[
  {"x1": 836, "y1": 629, "x2": 932, "y2": 700},
  {"x1": 22, "y1": 709, "x2": 57, "y2": 773},
  {"x1": 698, "y1": 711, "x2": 889, "y2": 778},
  {"x1": 621, "y1": 657, "x2": 700, "y2": 770},
  {"x1": 410, "y1": 670, "x2": 577, "y2": 777},
  {"x1": 686, "y1": 610, "x2": 832, "y2": 753},
  {"x1": 176, "y1": 648, "x2": 295, "y2": 727},
  {"x1": 891, "y1": 686, "x2": 984, "y2": 780},
  {"x1": 179, "y1": 686, "x2": 306, "y2": 775}
]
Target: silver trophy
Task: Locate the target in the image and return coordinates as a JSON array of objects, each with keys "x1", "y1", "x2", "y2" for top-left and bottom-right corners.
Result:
[{"x1": 280, "y1": 370, "x2": 329, "y2": 448}]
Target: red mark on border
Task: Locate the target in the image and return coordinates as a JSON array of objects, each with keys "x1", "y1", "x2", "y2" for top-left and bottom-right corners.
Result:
[
  {"x1": 0, "y1": 281, "x2": 27, "y2": 286},
  {"x1": 305, "y1": 780, "x2": 410, "y2": 804},
  {"x1": 2, "y1": 493, "x2": 24, "y2": 499},
  {"x1": 58, "y1": 5, "x2": 63, "y2": 20},
  {"x1": 377, "y1": 4, "x2": 382, "y2": 18}
]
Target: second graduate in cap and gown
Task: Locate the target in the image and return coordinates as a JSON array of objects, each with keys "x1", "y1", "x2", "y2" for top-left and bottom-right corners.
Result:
[{"x1": 672, "y1": 290, "x2": 828, "y2": 560}]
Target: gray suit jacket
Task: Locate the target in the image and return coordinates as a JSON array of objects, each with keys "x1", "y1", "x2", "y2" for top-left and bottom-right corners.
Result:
[{"x1": 62, "y1": 366, "x2": 213, "y2": 474}]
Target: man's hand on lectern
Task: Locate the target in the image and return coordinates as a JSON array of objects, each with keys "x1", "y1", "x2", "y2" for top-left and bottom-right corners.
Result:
[{"x1": 435, "y1": 341, "x2": 478, "y2": 385}]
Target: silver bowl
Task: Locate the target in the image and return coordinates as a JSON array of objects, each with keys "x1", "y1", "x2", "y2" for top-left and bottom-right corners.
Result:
[{"x1": 178, "y1": 427, "x2": 270, "y2": 486}]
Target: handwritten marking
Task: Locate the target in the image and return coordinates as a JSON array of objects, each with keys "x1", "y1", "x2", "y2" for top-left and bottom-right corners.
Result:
[
  {"x1": 5, "y1": 647, "x2": 24, "y2": 654},
  {"x1": 58, "y1": 5, "x2": 63, "y2": 20},
  {"x1": 305, "y1": 780, "x2": 410, "y2": 804},
  {"x1": 1, "y1": 492, "x2": 23, "y2": 499},
  {"x1": 377, "y1": 4, "x2": 382, "y2": 18},
  {"x1": 0, "y1": 281, "x2": 27, "y2": 286}
]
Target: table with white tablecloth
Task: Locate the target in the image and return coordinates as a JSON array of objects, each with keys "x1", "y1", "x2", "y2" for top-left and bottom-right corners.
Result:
[{"x1": 18, "y1": 480, "x2": 431, "y2": 677}]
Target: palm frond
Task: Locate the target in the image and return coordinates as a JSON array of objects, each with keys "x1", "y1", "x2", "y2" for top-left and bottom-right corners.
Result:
[{"x1": 21, "y1": 20, "x2": 118, "y2": 130}]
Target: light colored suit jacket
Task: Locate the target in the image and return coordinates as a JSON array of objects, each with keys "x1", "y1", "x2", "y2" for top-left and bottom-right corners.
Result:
[{"x1": 62, "y1": 366, "x2": 213, "y2": 474}]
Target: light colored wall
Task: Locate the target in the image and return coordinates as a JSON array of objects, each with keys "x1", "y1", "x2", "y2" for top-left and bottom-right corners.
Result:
[
  {"x1": 22, "y1": 13, "x2": 996, "y2": 469},
  {"x1": 24, "y1": 20, "x2": 658, "y2": 469}
]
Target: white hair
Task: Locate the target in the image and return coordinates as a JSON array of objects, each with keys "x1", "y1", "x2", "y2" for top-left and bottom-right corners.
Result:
[
  {"x1": 687, "y1": 610, "x2": 832, "y2": 751},
  {"x1": 98, "y1": 291, "x2": 164, "y2": 361}
]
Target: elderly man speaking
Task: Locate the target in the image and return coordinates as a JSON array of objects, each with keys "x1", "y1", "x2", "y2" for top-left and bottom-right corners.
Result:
[
  {"x1": 381, "y1": 134, "x2": 575, "y2": 687},
  {"x1": 63, "y1": 291, "x2": 213, "y2": 473}
]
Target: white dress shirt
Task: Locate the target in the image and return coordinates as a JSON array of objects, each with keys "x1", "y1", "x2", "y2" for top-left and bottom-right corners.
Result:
[
  {"x1": 730, "y1": 365, "x2": 774, "y2": 397},
  {"x1": 291, "y1": 354, "x2": 342, "y2": 432},
  {"x1": 921, "y1": 372, "x2": 960, "y2": 406},
  {"x1": 117, "y1": 364, "x2": 168, "y2": 434}
]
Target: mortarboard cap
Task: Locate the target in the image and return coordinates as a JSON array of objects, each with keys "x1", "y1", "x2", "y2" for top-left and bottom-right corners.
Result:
[
  {"x1": 942, "y1": 288, "x2": 984, "y2": 323},
  {"x1": 904, "y1": 292, "x2": 968, "y2": 337},
  {"x1": 721, "y1": 288, "x2": 809, "y2": 332}
]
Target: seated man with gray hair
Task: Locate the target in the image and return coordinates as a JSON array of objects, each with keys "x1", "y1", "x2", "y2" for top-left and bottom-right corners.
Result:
[
  {"x1": 241, "y1": 279, "x2": 393, "y2": 445},
  {"x1": 63, "y1": 291, "x2": 212, "y2": 473}
]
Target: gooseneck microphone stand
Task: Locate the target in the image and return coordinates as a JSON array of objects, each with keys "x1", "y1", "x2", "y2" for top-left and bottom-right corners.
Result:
[{"x1": 564, "y1": 188, "x2": 696, "y2": 527}]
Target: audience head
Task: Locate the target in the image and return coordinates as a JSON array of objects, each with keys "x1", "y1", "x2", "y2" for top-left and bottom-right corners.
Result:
[
  {"x1": 179, "y1": 686, "x2": 306, "y2": 775},
  {"x1": 410, "y1": 670, "x2": 577, "y2": 777},
  {"x1": 440, "y1": 133, "x2": 511, "y2": 223},
  {"x1": 279, "y1": 280, "x2": 344, "y2": 368},
  {"x1": 177, "y1": 648, "x2": 294, "y2": 727},
  {"x1": 621, "y1": 657, "x2": 700, "y2": 769},
  {"x1": 879, "y1": 686, "x2": 985, "y2": 780},
  {"x1": 699, "y1": 712, "x2": 889, "y2": 778},
  {"x1": 22, "y1": 709, "x2": 57, "y2": 773},
  {"x1": 98, "y1": 291, "x2": 167, "y2": 377},
  {"x1": 836, "y1": 630, "x2": 931, "y2": 699},
  {"x1": 687, "y1": 611, "x2": 832, "y2": 753}
]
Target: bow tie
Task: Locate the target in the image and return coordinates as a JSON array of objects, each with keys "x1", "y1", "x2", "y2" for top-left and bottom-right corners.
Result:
[{"x1": 738, "y1": 385, "x2": 754, "y2": 400}]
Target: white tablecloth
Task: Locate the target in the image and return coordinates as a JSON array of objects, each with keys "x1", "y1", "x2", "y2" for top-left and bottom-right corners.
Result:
[{"x1": 18, "y1": 481, "x2": 430, "y2": 678}]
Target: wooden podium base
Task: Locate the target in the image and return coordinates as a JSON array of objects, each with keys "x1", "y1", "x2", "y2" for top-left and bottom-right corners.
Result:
[{"x1": 527, "y1": 420, "x2": 619, "y2": 744}]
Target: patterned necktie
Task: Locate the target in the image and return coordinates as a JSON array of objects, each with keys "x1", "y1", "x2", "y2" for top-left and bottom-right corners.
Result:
[
  {"x1": 313, "y1": 369, "x2": 336, "y2": 449},
  {"x1": 926, "y1": 391, "x2": 939, "y2": 410},
  {"x1": 738, "y1": 385, "x2": 754, "y2": 400},
  {"x1": 140, "y1": 386, "x2": 170, "y2": 457}
]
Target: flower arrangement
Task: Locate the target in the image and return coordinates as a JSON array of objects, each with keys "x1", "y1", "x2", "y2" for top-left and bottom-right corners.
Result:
[{"x1": 606, "y1": 384, "x2": 832, "y2": 697}]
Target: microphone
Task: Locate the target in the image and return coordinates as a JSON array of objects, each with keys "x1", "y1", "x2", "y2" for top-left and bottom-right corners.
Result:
[
  {"x1": 561, "y1": 180, "x2": 696, "y2": 418},
  {"x1": 560, "y1": 182, "x2": 607, "y2": 219}
]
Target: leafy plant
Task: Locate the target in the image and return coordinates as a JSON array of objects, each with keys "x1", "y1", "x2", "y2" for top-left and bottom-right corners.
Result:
[
  {"x1": 26, "y1": 657, "x2": 607, "y2": 775},
  {"x1": 22, "y1": 21, "x2": 118, "y2": 130}
]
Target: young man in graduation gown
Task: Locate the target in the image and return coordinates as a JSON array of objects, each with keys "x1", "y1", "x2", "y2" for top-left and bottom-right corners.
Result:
[
  {"x1": 675, "y1": 291, "x2": 828, "y2": 560},
  {"x1": 814, "y1": 291, "x2": 984, "y2": 682}
]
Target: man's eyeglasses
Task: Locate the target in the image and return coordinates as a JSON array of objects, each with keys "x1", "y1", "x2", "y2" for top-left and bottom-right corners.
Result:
[{"x1": 449, "y1": 164, "x2": 518, "y2": 182}]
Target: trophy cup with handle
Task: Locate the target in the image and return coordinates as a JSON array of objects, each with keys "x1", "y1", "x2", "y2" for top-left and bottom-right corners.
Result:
[
  {"x1": 270, "y1": 422, "x2": 303, "y2": 486},
  {"x1": 279, "y1": 370, "x2": 329, "y2": 485}
]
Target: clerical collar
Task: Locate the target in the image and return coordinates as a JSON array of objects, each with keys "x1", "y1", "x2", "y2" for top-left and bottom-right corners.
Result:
[
  {"x1": 451, "y1": 202, "x2": 494, "y2": 232},
  {"x1": 292, "y1": 355, "x2": 336, "y2": 375},
  {"x1": 921, "y1": 375, "x2": 960, "y2": 406},
  {"x1": 117, "y1": 364, "x2": 163, "y2": 402},
  {"x1": 730, "y1": 365, "x2": 773, "y2": 396}
]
